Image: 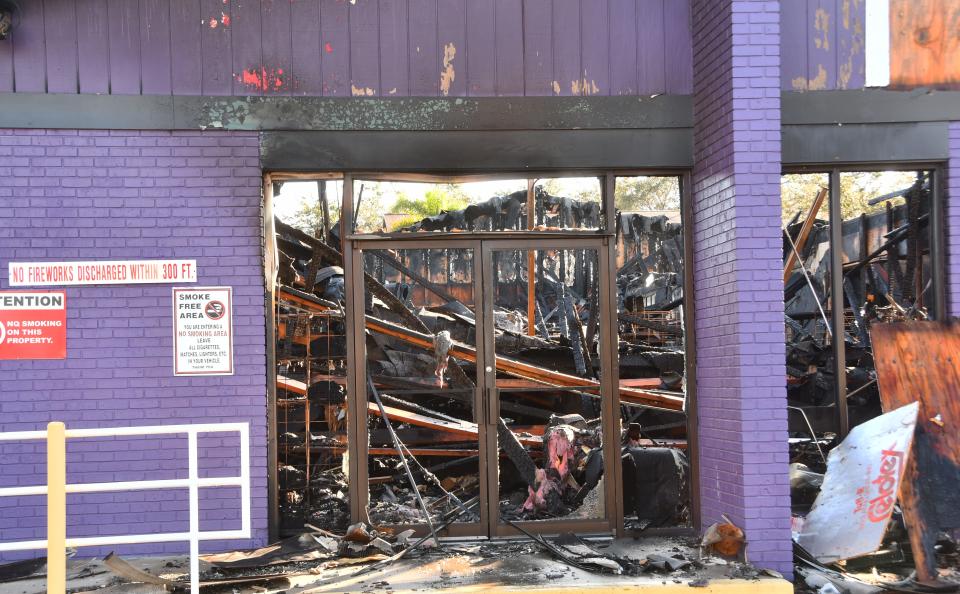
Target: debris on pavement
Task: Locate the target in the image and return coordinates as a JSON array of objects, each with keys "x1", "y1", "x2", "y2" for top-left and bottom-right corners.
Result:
[{"x1": 700, "y1": 516, "x2": 745, "y2": 559}]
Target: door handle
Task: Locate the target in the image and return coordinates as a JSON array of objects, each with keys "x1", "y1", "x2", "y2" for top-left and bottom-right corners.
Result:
[{"x1": 486, "y1": 386, "x2": 499, "y2": 424}]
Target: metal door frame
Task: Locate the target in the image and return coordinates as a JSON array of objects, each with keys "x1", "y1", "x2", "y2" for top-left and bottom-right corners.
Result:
[
  {"x1": 479, "y1": 236, "x2": 620, "y2": 537},
  {"x1": 346, "y1": 235, "x2": 619, "y2": 538},
  {"x1": 331, "y1": 171, "x2": 697, "y2": 539},
  {"x1": 347, "y1": 237, "x2": 488, "y2": 537}
]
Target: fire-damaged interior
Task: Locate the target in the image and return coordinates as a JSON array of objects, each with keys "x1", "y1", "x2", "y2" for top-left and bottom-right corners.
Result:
[
  {"x1": 783, "y1": 168, "x2": 943, "y2": 522},
  {"x1": 270, "y1": 173, "x2": 691, "y2": 538}
]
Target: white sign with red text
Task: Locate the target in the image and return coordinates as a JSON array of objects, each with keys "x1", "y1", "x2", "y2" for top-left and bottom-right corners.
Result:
[
  {"x1": 8, "y1": 260, "x2": 197, "y2": 286},
  {"x1": 173, "y1": 287, "x2": 233, "y2": 376},
  {"x1": 797, "y1": 401, "x2": 919, "y2": 562}
]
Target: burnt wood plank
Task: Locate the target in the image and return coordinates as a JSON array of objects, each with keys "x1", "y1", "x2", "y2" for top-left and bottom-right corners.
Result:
[{"x1": 872, "y1": 321, "x2": 960, "y2": 585}]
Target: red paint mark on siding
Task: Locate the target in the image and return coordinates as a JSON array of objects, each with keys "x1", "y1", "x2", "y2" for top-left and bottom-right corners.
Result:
[
  {"x1": 324, "y1": 42, "x2": 334, "y2": 53},
  {"x1": 236, "y1": 67, "x2": 286, "y2": 91}
]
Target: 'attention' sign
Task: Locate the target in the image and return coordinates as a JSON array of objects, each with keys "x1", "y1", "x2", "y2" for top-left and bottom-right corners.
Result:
[
  {"x1": 173, "y1": 287, "x2": 233, "y2": 376},
  {"x1": 0, "y1": 291, "x2": 67, "y2": 359}
]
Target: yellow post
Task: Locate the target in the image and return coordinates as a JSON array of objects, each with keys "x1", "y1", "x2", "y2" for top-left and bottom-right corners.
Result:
[{"x1": 46, "y1": 422, "x2": 66, "y2": 594}]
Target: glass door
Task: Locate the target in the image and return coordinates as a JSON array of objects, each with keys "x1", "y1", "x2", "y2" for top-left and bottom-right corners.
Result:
[
  {"x1": 480, "y1": 239, "x2": 617, "y2": 536},
  {"x1": 356, "y1": 241, "x2": 488, "y2": 537},
  {"x1": 351, "y1": 237, "x2": 617, "y2": 538}
]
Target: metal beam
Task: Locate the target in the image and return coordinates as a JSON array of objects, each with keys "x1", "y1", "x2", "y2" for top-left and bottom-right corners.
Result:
[
  {"x1": 782, "y1": 122, "x2": 949, "y2": 165},
  {"x1": 828, "y1": 169, "x2": 850, "y2": 438},
  {"x1": 0, "y1": 94, "x2": 691, "y2": 131},
  {"x1": 782, "y1": 90, "x2": 960, "y2": 125},
  {"x1": 261, "y1": 129, "x2": 694, "y2": 171}
]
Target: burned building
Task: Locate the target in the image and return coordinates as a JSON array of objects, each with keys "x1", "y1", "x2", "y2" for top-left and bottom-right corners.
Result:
[
  {"x1": 1, "y1": 1, "x2": 959, "y2": 589},
  {"x1": 270, "y1": 180, "x2": 690, "y2": 541}
]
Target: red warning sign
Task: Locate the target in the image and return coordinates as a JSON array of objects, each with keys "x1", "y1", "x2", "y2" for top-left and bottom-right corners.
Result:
[{"x1": 0, "y1": 291, "x2": 67, "y2": 359}]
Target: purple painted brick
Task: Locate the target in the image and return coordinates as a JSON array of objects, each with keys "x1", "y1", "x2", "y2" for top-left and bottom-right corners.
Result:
[
  {"x1": 691, "y1": 0, "x2": 792, "y2": 577},
  {"x1": 0, "y1": 130, "x2": 267, "y2": 560}
]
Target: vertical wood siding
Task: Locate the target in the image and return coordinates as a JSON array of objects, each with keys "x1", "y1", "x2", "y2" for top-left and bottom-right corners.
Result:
[
  {"x1": 0, "y1": 0, "x2": 858, "y2": 96},
  {"x1": 782, "y1": 0, "x2": 867, "y2": 90},
  {"x1": 0, "y1": 0, "x2": 696, "y2": 97}
]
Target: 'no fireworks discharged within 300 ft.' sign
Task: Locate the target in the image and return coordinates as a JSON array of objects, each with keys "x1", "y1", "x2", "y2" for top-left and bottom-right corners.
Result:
[{"x1": 173, "y1": 287, "x2": 233, "y2": 376}]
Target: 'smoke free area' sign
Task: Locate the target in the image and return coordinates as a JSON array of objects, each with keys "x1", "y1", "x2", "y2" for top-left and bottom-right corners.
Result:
[
  {"x1": 0, "y1": 291, "x2": 67, "y2": 359},
  {"x1": 173, "y1": 287, "x2": 233, "y2": 376}
]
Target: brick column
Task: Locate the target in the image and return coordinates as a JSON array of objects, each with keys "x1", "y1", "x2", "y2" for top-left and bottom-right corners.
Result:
[
  {"x1": 691, "y1": 1, "x2": 792, "y2": 575},
  {"x1": 947, "y1": 122, "x2": 960, "y2": 317}
]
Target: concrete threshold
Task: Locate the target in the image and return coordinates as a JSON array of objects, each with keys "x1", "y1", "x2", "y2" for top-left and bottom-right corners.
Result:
[
  {"x1": 290, "y1": 537, "x2": 791, "y2": 594},
  {"x1": 0, "y1": 537, "x2": 792, "y2": 594}
]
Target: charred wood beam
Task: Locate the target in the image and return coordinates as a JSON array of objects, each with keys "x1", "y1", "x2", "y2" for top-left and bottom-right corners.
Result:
[
  {"x1": 570, "y1": 297, "x2": 595, "y2": 378},
  {"x1": 534, "y1": 300, "x2": 551, "y2": 340},
  {"x1": 367, "y1": 374, "x2": 440, "y2": 542},
  {"x1": 366, "y1": 402, "x2": 541, "y2": 447},
  {"x1": 365, "y1": 315, "x2": 684, "y2": 412},
  {"x1": 498, "y1": 419, "x2": 539, "y2": 488},
  {"x1": 585, "y1": 280, "x2": 600, "y2": 354},
  {"x1": 617, "y1": 249, "x2": 650, "y2": 278},
  {"x1": 441, "y1": 386, "x2": 555, "y2": 420},
  {"x1": 317, "y1": 446, "x2": 480, "y2": 457},
  {"x1": 319, "y1": 181, "x2": 331, "y2": 241},
  {"x1": 843, "y1": 213, "x2": 928, "y2": 281},
  {"x1": 276, "y1": 217, "x2": 474, "y2": 390},
  {"x1": 378, "y1": 392, "x2": 467, "y2": 425},
  {"x1": 784, "y1": 187, "x2": 828, "y2": 284},
  {"x1": 904, "y1": 176, "x2": 922, "y2": 302},
  {"x1": 565, "y1": 292, "x2": 587, "y2": 376},
  {"x1": 368, "y1": 249, "x2": 459, "y2": 304},
  {"x1": 617, "y1": 313, "x2": 683, "y2": 336}
]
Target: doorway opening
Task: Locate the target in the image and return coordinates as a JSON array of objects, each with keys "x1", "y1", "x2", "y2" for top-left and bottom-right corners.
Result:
[
  {"x1": 267, "y1": 172, "x2": 694, "y2": 539},
  {"x1": 781, "y1": 166, "x2": 945, "y2": 509}
]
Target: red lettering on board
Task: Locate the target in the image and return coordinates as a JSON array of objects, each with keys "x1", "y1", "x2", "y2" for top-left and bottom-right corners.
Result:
[{"x1": 867, "y1": 447, "x2": 905, "y2": 523}]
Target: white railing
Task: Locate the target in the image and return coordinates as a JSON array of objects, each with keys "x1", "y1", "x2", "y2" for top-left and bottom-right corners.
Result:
[{"x1": 0, "y1": 422, "x2": 251, "y2": 594}]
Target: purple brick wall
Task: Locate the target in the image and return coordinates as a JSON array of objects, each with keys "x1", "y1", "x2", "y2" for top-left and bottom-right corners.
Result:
[
  {"x1": 949, "y1": 122, "x2": 960, "y2": 317},
  {"x1": 691, "y1": 0, "x2": 792, "y2": 576},
  {"x1": 0, "y1": 130, "x2": 268, "y2": 559}
]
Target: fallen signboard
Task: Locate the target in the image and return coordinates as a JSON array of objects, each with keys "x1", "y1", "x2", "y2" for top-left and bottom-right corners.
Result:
[
  {"x1": 796, "y1": 401, "x2": 919, "y2": 563},
  {"x1": 0, "y1": 291, "x2": 66, "y2": 359}
]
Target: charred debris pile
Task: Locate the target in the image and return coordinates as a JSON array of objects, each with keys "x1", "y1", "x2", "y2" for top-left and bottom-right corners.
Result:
[
  {"x1": 786, "y1": 175, "x2": 960, "y2": 592},
  {"x1": 273, "y1": 186, "x2": 689, "y2": 536},
  {"x1": 784, "y1": 173, "x2": 933, "y2": 451}
]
